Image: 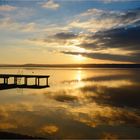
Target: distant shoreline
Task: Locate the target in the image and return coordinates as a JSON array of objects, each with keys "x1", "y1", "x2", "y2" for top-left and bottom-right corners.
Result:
[
  {"x1": 0, "y1": 64, "x2": 140, "y2": 68},
  {"x1": 0, "y1": 131, "x2": 43, "y2": 139}
]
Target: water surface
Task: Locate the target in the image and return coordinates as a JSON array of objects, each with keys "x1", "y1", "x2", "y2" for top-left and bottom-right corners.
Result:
[{"x1": 0, "y1": 67, "x2": 140, "y2": 139}]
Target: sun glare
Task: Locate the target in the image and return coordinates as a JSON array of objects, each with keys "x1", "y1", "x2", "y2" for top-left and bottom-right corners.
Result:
[{"x1": 75, "y1": 54, "x2": 85, "y2": 62}]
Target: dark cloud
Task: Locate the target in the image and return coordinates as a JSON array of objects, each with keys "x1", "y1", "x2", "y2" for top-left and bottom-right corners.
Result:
[
  {"x1": 120, "y1": 8, "x2": 140, "y2": 22},
  {"x1": 77, "y1": 25, "x2": 140, "y2": 52},
  {"x1": 54, "y1": 32, "x2": 78, "y2": 40},
  {"x1": 78, "y1": 42, "x2": 100, "y2": 50},
  {"x1": 62, "y1": 51, "x2": 140, "y2": 63},
  {"x1": 101, "y1": 9, "x2": 140, "y2": 27},
  {"x1": 62, "y1": 21, "x2": 140, "y2": 62},
  {"x1": 92, "y1": 25, "x2": 140, "y2": 51},
  {"x1": 65, "y1": 8, "x2": 140, "y2": 62}
]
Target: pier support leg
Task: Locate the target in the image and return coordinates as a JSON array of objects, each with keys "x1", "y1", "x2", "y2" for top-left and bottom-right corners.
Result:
[
  {"x1": 37, "y1": 78, "x2": 40, "y2": 86},
  {"x1": 46, "y1": 78, "x2": 48, "y2": 86},
  {"x1": 14, "y1": 77, "x2": 17, "y2": 85},
  {"x1": 4, "y1": 78, "x2": 6, "y2": 84},
  {"x1": 24, "y1": 77, "x2": 27, "y2": 85},
  {"x1": 4, "y1": 78, "x2": 8, "y2": 84},
  {"x1": 6, "y1": 78, "x2": 8, "y2": 84},
  {"x1": 35, "y1": 77, "x2": 38, "y2": 86}
]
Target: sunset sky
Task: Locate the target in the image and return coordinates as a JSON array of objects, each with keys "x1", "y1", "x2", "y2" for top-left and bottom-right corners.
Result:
[{"x1": 0, "y1": 0, "x2": 140, "y2": 64}]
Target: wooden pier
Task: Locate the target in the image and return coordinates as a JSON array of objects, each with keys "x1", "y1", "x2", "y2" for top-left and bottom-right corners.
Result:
[{"x1": 0, "y1": 74, "x2": 50, "y2": 90}]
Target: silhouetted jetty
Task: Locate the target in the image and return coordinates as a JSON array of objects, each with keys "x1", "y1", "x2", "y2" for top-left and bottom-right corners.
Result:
[{"x1": 0, "y1": 74, "x2": 50, "y2": 90}]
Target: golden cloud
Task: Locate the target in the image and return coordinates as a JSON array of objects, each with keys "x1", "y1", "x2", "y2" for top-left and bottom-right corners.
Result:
[{"x1": 40, "y1": 125, "x2": 59, "y2": 134}]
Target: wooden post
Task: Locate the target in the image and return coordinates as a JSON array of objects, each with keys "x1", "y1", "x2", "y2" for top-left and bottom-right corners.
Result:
[
  {"x1": 35, "y1": 77, "x2": 37, "y2": 85},
  {"x1": 4, "y1": 77, "x2": 9, "y2": 84},
  {"x1": 37, "y1": 78, "x2": 40, "y2": 86},
  {"x1": 24, "y1": 77, "x2": 27, "y2": 85},
  {"x1": 46, "y1": 77, "x2": 48, "y2": 86},
  {"x1": 14, "y1": 77, "x2": 17, "y2": 85},
  {"x1": 6, "y1": 78, "x2": 8, "y2": 84},
  {"x1": 4, "y1": 78, "x2": 6, "y2": 84}
]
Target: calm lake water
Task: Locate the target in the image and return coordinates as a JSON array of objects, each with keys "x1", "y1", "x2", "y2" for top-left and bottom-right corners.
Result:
[{"x1": 0, "y1": 67, "x2": 140, "y2": 139}]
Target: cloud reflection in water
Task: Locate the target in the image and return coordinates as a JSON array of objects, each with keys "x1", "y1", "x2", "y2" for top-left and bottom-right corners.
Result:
[{"x1": 0, "y1": 69, "x2": 140, "y2": 138}]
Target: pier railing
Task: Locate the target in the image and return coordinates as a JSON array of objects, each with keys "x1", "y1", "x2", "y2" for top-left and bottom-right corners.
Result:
[{"x1": 0, "y1": 74, "x2": 50, "y2": 90}]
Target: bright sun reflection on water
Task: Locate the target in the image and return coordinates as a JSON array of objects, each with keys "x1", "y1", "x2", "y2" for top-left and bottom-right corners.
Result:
[
  {"x1": 77, "y1": 70, "x2": 82, "y2": 82},
  {"x1": 74, "y1": 70, "x2": 86, "y2": 88}
]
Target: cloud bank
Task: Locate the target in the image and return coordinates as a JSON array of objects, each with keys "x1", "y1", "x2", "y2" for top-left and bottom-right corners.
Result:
[{"x1": 61, "y1": 8, "x2": 140, "y2": 63}]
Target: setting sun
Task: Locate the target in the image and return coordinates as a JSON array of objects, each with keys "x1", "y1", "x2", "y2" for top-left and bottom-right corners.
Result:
[{"x1": 75, "y1": 54, "x2": 85, "y2": 62}]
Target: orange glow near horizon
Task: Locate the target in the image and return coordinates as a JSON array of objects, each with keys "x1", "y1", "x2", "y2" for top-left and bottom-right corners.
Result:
[{"x1": 74, "y1": 54, "x2": 85, "y2": 62}]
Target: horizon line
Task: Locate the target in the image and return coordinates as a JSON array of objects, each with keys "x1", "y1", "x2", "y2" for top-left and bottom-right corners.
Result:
[{"x1": 0, "y1": 63, "x2": 140, "y2": 68}]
